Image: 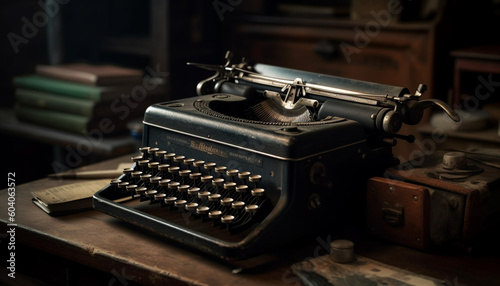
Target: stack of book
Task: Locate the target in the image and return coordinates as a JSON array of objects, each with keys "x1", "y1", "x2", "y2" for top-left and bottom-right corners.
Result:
[{"x1": 13, "y1": 63, "x2": 164, "y2": 134}]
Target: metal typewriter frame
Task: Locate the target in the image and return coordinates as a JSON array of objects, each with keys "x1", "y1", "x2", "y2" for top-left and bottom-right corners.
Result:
[{"x1": 93, "y1": 52, "x2": 460, "y2": 260}]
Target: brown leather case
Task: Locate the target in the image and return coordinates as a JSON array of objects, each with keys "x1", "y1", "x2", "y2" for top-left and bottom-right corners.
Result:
[{"x1": 367, "y1": 177, "x2": 431, "y2": 250}]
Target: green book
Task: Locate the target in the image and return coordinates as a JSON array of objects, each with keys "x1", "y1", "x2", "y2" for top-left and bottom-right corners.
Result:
[
  {"x1": 14, "y1": 88, "x2": 160, "y2": 118},
  {"x1": 12, "y1": 75, "x2": 132, "y2": 101},
  {"x1": 14, "y1": 103, "x2": 130, "y2": 134}
]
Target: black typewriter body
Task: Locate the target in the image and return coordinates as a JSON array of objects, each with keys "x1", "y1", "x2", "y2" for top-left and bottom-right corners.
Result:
[{"x1": 93, "y1": 52, "x2": 459, "y2": 260}]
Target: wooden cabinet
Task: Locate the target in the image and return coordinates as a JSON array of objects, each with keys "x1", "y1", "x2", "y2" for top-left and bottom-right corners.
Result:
[{"x1": 229, "y1": 15, "x2": 441, "y2": 159}]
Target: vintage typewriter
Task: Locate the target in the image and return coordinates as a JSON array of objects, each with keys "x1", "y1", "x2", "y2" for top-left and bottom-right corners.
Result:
[{"x1": 93, "y1": 52, "x2": 460, "y2": 260}]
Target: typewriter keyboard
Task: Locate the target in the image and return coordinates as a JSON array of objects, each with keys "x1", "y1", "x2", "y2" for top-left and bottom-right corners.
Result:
[{"x1": 107, "y1": 146, "x2": 270, "y2": 239}]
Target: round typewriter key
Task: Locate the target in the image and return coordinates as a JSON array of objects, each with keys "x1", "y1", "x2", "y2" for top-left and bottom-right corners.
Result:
[
  {"x1": 126, "y1": 184, "x2": 138, "y2": 192},
  {"x1": 155, "y1": 150, "x2": 167, "y2": 157},
  {"x1": 201, "y1": 175, "x2": 213, "y2": 183},
  {"x1": 159, "y1": 179, "x2": 171, "y2": 186},
  {"x1": 135, "y1": 187, "x2": 147, "y2": 195},
  {"x1": 232, "y1": 201, "x2": 245, "y2": 209},
  {"x1": 189, "y1": 172, "x2": 201, "y2": 180},
  {"x1": 131, "y1": 155, "x2": 143, "y2": 163},
  {"x1": 145, "y1": 190, "x2": 157, "y2": 198},
  {"x1": 174, "y1": 155, "x2": 185, "y2": 163},
  {"x1": 138, "y1": 159, "x2": 150, "y2": 167},
  {"x1": 221, "y1": 215, "x2": 235, "y2": 224},
  {"x1": 197, "y1": 206, "x2": 210, "y2": 215},
  {"x1": 174, "y1": 199, "x2": 187, "y2": 208},
  {"x1": 140, "y1": 174, "x2": 152, "y2": 181},
  {"x1": 183, "y1": 158, "x2": 195, "y2": 166},
  {"x1": 249, "y1": 174, "x2": 262, "y2": 183},
  {"x1": 185, "y1": 202, "x2": 198, "y2": 211},
  {"x1": 168, "y1": 181, "x2": 180, "y2": 190},
  {"x1": 139, "y1": 146, "x2": 150, "y2": 153},
  {"x1": 131, "y1": 171, "x2": 143, "y2": 178},
  {"x1": 158, "y1": 164, "x2": 170, "y2": 171},
  {"x1": 209, "y1": 194, "x2": 221, "y2": 202},
  {"x1": 245, "y1": 204, "x2": 259, "y2": 213},
  {"x1": 168, "y1": 166, "x2": 180, "y2": 174},
  {"x1": 178, "y1": 185, "x2": 190, "y2": 193},
  {"x1": 251, "y1": 188, "x2": 265, "y2": 197},
  {"x1": 118, "y1": 182, "x2": 129, "y2": 189},
  {"x1": 150, "y1": 176, "x2": 162, "y2": 185},
  {"x1": 193, "y1": 160, "x2": 205, "y2": 167},
  {"x1": 212, "y1": 178, "x2": 224, "y2": 187},
  {"x1": 236, "y1": 185, "x2": 248, "y2": 193},
  {"x1": 227, "y1": 169, "x2": 239, "y2": 176},
  {"x1": 238, "y1": 171, "x2": 251, "y2": 180},
  {"x1": 221, "y1": 197, "x2": 234, "y2": 206},
  {"x1": 209, "y1": 210, "x2": 222, "y2": 219},
  {"x1": 148, "y1": 162, "x2": 160, "y2": 170},
  {"x1": 110, "y1": 179, "x2": 121, "y2": 187},
  {"x1": 148, "y1": 147, "x2": 159, "y2": 153},
  {"x1": 198, "y1": 191, "x2": 211, "y2": 199},
  {"x1": 122, "y1": 168, "x2": 134, "y2": 176},
  {"x1": 154, "y1": 193, "x2": 166, "y2": 201},
  {"x1": 164, "y1": 153, "x2": 176, "y2": 162},
  {"x1": 164, "y1": 196, "x2": 177, "y2": 205},
  {"x1": 215, "y1": 166, "x2": 227, "y2": 175},
  {"x1": 179, "y1": 170, "x2": 191, "y2": 177},
  {"x1": 224, "y1": 182, "x2": 236, "y2": 191},
  {"x1": 204, "y1": 162, "x2": 216, "y2": 170},
  {"x1": 188, "y1": 187, "x2": 200, "y2": 196}
]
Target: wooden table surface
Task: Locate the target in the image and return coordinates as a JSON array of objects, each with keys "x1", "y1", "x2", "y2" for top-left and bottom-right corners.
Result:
[{"x1": 1, "y1": 154, "x2": 499, "y2": 285}]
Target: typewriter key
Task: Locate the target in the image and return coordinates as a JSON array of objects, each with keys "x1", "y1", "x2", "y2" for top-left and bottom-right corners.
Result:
[
  {"x1": 196, "y1": 206, "x2": 210, "y2": 215},
  {"x1": 150, "y1": 176, "x2": 162, "y2": 185},
  {"x1": 148, "y1": 162, "x2": 160, "y2": 170},
  {"x1": 221, "y1": 197, "x2": 234, "y2": 206},
  {"x1": 249, "y1": 175, "x2": 262, "y2": 183},
  {"x1": 135, "y1": 187, "x2": 147, "y2": 196},
  {"x1": 221, "y1": 215, "x2": 235, "y2": 224},
  {"x1": 185, "y1": 202, "x2": 198, "y2": 211},
  {"x1": 164, "y1": 196, "x2": 177, "y2": 205},
  {"x1": 232, "y1": 201, "x2": 245, "y2": 209},
  {"x1": 198, "y1": 191, "x2": 211, "y2": 200},
  {"x1": 174, "y1": 200, "x2": 187, "y2": 212},
  {"x1": 158, "y1": 164, "x2": 170, "y2": 172},
  {"x1": 148, "y1": 147, "x2": 159, "y2": 160},
  {"x1": 226, "y1": 169, "x2": 239, "y2": 181},
  {"x1": 122, "y1": 168, "x2": 134, "y2": 177},
  {"x1": 208, "y1": 194, "x2": 221, "y2": 202},
  {"x1": 209, "y1": 210, "x2": 222, "y2": 219},
  {"x1": 251, "y1": 188, "x2": 265, "y2": 197},
  {"x1": 139, "y1": 147, "x2": 150, "y2": 158},
  {"x1": 164, "y1": 153, "x2": 176, "y2": 162},
  {"x1": 131, "y1": 155, "x2": 143, "y2": 163},
  {"x1": 145, "y1": 190, "x2": 157, "y2": 197},
  {"x1": 215, "y1": 166, "x2": 227, "y2": 177},
  {"x1": 158, "y1": 179, "x2": 171, "y2": 187},
  {"x1": 183, "y1": 158, "x2": 195, "y2": 166},
  {"x1": 245, "y1": 204, "x2": 259, "y2": 214},
  {"x1": 140, "y1": 174, "x2": 152, "y2": 182},
  {"x1": 188, "y1": 187, "x2": 200, "y2": 196},
  {"x1": 154, "y1": 193, "x2": 166, "y2": 202}
]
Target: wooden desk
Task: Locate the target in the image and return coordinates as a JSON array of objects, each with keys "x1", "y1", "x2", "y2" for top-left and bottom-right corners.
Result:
[{"x1": 1, "y1": 155, "x2": 500, "y2": 285}]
